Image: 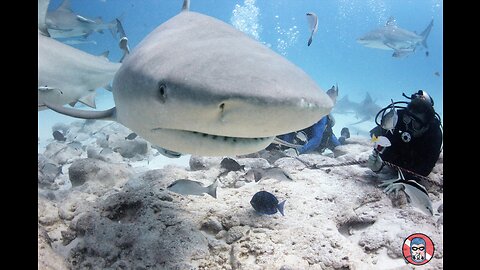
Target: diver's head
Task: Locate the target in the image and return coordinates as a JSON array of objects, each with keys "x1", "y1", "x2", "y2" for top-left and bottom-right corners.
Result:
[
  {"x1": 403, "y1": 91, "x2": 435, "y2": 137},
  {"x1": 326, "y1": 85, "x2": 338, "y2": 104}
]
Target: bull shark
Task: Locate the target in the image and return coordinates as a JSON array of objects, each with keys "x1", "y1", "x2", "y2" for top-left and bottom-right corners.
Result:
[
  {"x1": 44, "y1": 0, "x2": 333, "y2": 157},
  {"x1": 357, "y1": 17, "x2": 434, "y2": 58},
  {"x1": 38, "y1": 0, "x2": 121, "y2": 110},
  {"x1": 46, "y1": 0, "x2": 118, "y2": 39},
  {"x1": 334, "y1": 93, "x2": 381, "y2": 125}
]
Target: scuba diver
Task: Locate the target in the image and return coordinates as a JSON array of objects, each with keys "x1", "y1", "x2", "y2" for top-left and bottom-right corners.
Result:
[
  {"x1": 368, "y1": 90, "x2": 443, "y2": 182},
  {"x1": 274, "y1": 84, "x2": 350, "y2": 155}
]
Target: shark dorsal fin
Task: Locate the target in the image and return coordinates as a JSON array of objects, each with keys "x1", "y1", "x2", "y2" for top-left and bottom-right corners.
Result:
[
  {"x1": 182, "y1": 0, "x2": 190, "y2": 12},
  {"x1": 38, "y1": 0, "x2": 51, "y2": 37},
  {"x1": 386, "y1": 16, "x2": 396, "y2": 27},
  {"x1": 99, "y1": 50, "x2": 110, "y2": 60},
  {"x1": 362, "y1": 92, "x2": 373, "y2": 105},
  {"x1": 58, "y1": 0, "x2": 72, "y2": 11}
]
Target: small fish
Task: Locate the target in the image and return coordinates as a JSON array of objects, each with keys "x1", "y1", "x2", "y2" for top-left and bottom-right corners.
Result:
[
  {"x1": 125, "y1": 132, "x2": 137, "y2": 140},
  {"x1": 306, "y1": 12, "x2": 318, "y2": 46},
  {"x1": 42, "y1": 162, "x2": 63, "y2": 178},
  {"x1": 250, "y1": 191, "x2": 286, "y2": 216},
  {"x1": 220, "y1": 157, "x2": 245, "y2": 172},
  {"x1": 52, "y1": 130, "x2": 66, "y2": 141},
  {"x1": 167, "y1": 179, "x2": 218, "y2": 198},
  {"x1": 151, "y1": 145, "x2": 182, "y2": 158},
  {"x1": 380, "y1": 99, "x2": 398, "y2": 134}
]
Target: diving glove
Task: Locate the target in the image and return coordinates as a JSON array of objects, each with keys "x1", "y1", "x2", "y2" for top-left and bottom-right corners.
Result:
[{"x1": 367, "y1": 150, "x2": 383, "y2": 172}]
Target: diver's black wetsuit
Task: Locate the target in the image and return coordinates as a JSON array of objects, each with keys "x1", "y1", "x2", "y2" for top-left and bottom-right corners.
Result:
[{"x1": 370, "y1": 109, "x2": 442, "y2": 182}]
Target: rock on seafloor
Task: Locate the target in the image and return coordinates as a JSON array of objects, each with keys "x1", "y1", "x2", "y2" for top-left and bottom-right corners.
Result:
[{"x1": 38, "y1": 123, "x2": 444, "y2": 270}]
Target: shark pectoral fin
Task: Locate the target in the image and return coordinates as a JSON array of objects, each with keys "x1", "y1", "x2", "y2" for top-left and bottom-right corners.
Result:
[
  {"x1": 78, "y1": 92, "x2": 97, "y2": 108},
  {"x1": 69, "y1": 101, "x2": 77, "y2": 107},
  {"x1": 44, "y1": 102, "x2": 116, "y2": 121},
  {"x1": 76, "y1": 15, "x2": 96, "y2": 24}
]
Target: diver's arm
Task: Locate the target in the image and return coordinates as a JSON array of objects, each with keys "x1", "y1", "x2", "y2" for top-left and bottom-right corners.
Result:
[{"x1": 298, "y1": 117, "x2": 326, "y2": 154}]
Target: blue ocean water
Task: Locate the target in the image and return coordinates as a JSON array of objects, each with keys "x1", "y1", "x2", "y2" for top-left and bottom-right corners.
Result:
[{"x1": 41, "y1": 0, "x2": 443, "y2": 145}]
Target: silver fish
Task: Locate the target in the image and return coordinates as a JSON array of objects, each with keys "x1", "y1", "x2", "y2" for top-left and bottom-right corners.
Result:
[
  {"x1": 167, "y1": 179, "x2": 218, "y2": 198},
  {"x1": 306, "y1": 12, "x2": 318, "y2": 46},
  {"x1": 381, "y1": 99, "x2": 398, "y2": 134}
]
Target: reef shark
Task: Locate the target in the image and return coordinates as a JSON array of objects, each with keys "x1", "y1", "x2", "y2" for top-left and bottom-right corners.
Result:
[
  {"x1": 357, "y1": 17, "x2": 434, "y2": 58},
  {"x1": 44, "y1": 0, "x2": 333, "y2": 157},
  {"x1": 334, "y1": 93, "x2": 381, "y2": 125},
  {"x1": 38, "y1": 0, "x2": 121, "y2": 110},
  {"x1": 46, "y1": 0, "x2": 118, "y2": 39}
]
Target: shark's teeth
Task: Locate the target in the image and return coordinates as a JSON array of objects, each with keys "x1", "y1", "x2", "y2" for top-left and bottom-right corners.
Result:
[{"x1": 190, "y1": 131, "x2": 269, "y2": 141}]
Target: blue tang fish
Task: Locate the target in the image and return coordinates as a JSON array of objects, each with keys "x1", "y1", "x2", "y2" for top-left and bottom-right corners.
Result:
[{"x1": 250, "y1": 191, "x2": 286, "y2": 216}]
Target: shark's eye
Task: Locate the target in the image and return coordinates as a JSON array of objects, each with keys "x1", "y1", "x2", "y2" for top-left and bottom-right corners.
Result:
[{"x1": 158, "y1": 83, "x2": 167, "y2": 102}]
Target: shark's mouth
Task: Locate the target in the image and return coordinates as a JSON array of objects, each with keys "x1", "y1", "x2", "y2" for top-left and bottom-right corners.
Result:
[
  {"x1": 151, "y1": 128, "x2": 273, "y2": 142},
  {"x1": 150, "y1": 128, "x2": 275, "y2": 156}
]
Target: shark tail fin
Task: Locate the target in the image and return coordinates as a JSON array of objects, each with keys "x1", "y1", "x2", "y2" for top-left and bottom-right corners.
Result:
[
  {"x1": 420, "y1": 19, "x2": 434, "y2": 48},
  {"x1": 207, "y1": 180, "x2": 218, "y2": 199},
  {"x1": 43, "y1": 102, "x2": 117, "y2": 121}
]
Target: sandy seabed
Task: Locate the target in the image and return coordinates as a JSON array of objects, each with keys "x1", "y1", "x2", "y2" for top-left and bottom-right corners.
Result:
[{"x1": 38, "y1": 114, "x2": 443, "y2": 270}]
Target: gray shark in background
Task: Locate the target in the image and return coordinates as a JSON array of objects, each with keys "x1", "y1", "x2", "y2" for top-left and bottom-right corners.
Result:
[
  {"x1": 44, "y1": 0, "x2": 333, "y2": 157},
  {"x1": 38, "y1": 0, "x2": 121, "y2": 110},
  {"x1": 357, "y1": 17, "x2": 433, "y2": 58},
  {"x1": 333, "y1": 93, "x2": 381, "y2": 125},
  {"x1": 46, "y1": 0, "x2": 118, "y2": 39}
]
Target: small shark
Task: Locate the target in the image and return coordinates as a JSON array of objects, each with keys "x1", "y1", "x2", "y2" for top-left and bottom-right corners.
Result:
[
  {"x1": 46, "y1": 0, "x2": 118, "y2": 39},
  {"x1": 44, "y1": 0, "x2": 333, "y2": 157},
  {"x1": 38, "y1": 0, "x2": 121, "y2": 110},
  {"x1": 357, "y1": 17, "x2": 434, "y2": 58},
  {"x1": 334, "y1": 93, "x2": 381, "y2": 125}
]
